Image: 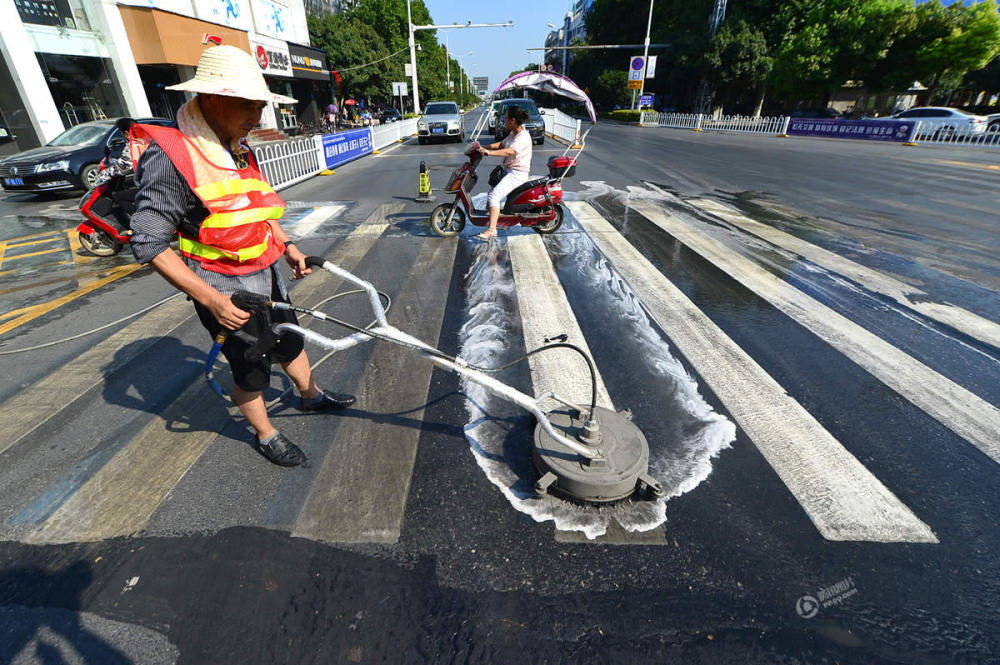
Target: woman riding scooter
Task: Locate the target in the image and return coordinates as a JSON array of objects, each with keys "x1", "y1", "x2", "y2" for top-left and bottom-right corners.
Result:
[{"x1": 476, "y1": 106, "x2": 532, "y2": 241}]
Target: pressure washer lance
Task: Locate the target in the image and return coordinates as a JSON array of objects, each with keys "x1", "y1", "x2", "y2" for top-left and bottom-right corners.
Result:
[{"x1": 231, "y1": 256, "x2": 663, "y2": 505}]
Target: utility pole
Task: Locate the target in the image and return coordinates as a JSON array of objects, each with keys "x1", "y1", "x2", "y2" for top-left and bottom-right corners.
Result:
[
  {"x1": 695, "y1": 0, "x2": 727, "y2": 114},
  {"x1": 636, "y1": 0, "x2": 655, "y2": 108},
  {"x1": 407, "y1": 1, "x2": 511, "y2": 113}
]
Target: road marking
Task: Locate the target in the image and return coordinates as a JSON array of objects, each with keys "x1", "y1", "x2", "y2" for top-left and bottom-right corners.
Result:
[
  {"x1": 630, "y1": 200, "x2": 1000, "y2": 468},
  {"x1": 568, "y1": 200, "x2": 936, "y2": 543},
  {"x1": 0, "y1": 229, "x2": 68, "y2": 244},
  {"x1": 507, "y1": 233, "x2": 668, "y2": 545},
  {"x1": 0, "y1": 246, "x2": 66, "y2": 262},
  {"x1": 937, "y1": 159, "x2": 1000, "y2": 172},
  {"x1": 688, "y1": 197, "x2": 1000, "y2": 350},
  {"x1": 23, "y1": 210, "x2": 399, "y2": 543},
  {"x1": 0, "y1": 264, "x2": 143, "y2": 337},
  {"x1": 0, "y1": 294, "x2": 192, "y2": 458},
  {"x1": 292, "y1": 238, "x2": 457, "y2": 544},
  {"x1": 284, "y1": 204, "x2": 346, "y2": 239},
  {"x1": 507, "y1": 233, "x2": 613, "y2": 410},
  {"x1": 4, "y1": 236, "x2": 65, "y2": 249}
]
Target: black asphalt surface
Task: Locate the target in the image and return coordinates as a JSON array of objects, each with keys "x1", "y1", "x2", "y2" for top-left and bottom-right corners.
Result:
[{"x1": 0, "y1": 110, "x2": 998, "y2": 664}]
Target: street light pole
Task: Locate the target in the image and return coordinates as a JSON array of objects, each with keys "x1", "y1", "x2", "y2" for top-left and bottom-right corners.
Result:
[
  {"x1": 635, "y1": 0, "x2": 654, "y2": 109},
  {"x1": 406, "y1": 0, "x2": 511, "y2": 115},
  {"x1": 407, "y1": 0, "x2": 420, "y2": 112}
]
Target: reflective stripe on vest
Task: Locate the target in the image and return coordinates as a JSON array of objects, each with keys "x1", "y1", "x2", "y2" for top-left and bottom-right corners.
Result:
[{"x1": 129, "y1": 124, "x2": 285, "y2": 275}]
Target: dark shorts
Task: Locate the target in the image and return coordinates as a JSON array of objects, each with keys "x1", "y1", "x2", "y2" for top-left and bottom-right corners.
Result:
[{"x1": 195, "y1": 278, "x2": 305, "y2": 393}]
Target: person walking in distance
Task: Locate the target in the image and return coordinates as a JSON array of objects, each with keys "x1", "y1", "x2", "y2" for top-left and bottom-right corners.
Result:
[{"x1": 129, "y1": 44, "x2": 355, "y2": 467}]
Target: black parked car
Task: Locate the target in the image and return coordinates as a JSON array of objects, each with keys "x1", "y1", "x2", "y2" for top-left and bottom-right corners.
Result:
[
  {"x1": 380, "y1": 108, "x2": 401, "y2": 123},
  {"x1": 0, "y1": 117, "x2": 170, "y2": 194},
  {"x1": 788, "y1": 107, "x2": 841, "y2": 120},
  {"x1": 494, "y1": 99, "x2": 546, "y2": 145}
]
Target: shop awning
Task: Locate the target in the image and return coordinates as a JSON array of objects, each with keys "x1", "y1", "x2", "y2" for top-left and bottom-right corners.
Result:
[{"x1": 119, "y1": 6, "x2": 251, "y2": 67}]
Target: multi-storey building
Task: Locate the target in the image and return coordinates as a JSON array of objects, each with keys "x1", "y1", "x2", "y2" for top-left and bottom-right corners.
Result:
[{"x1": 1, "y1": 0, "x2": 331, "y2": 156}]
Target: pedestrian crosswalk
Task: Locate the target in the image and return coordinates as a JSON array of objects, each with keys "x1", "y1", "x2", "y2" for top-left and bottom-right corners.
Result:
[{"x1": 2, "y1": 186, "x2": 997, "y2": 547}]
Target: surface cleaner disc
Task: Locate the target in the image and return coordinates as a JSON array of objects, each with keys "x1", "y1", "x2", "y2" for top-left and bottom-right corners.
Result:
[{"x1": 532, "y1": 406, "x2": 658, "y2": 504}]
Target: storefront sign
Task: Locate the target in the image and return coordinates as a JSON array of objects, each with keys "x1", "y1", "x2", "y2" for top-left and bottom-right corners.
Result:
[
  {"x1": 249, "y1": 34, "x2": 292, "y2": 77},
  {"x1": 322, "y1": 128, "x2": 372, "y2": 169},
  {"x1": 250, "y1": 0, "x2": 290, "y2": 40},
  {"x1": 192, "y1": 0, "x2": 253, "y2": 32},
  {"x1": 288, "y1": 43, "x2": 328, "y2": 80},
  {"x1": 787, "y1": 118, "x2": 915, "y2": 143}
]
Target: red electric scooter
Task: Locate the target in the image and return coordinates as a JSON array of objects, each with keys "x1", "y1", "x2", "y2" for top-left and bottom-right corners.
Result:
[
  {"x1": 427, "y1": 141, "x2": 579, "y2": 238},
  {"x1": 77, "y1": 118, "x2": 137, "y2": 256}
]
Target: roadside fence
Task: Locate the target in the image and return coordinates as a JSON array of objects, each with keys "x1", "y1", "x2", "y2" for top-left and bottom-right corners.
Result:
[
  {"x1": 541, "y1": 107, "x2": 583, "y2": 146},
  {"x1": 911, "y1": 123, "x2": 1000, "y2": 148},
  {"x1": 371, "y1": 118, "x2": 419, "y2": 151},
  {"x1": 641, "y1": 111, "x2": 788, "y2": 135},
  {"x1": 639, "y1": 111, "x2": 1000, "y2": 150},
  {"x1": 255, "y1": 119, "x2": 419, "y2": 191},
  {"x1": 256, "y1": 136, "x2": 324, "y2": 191}
]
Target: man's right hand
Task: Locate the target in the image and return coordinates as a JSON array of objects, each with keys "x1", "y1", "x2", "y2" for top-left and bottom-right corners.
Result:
[{"x1": 209, "y1": 292, "x2": 251, "y2": 330}]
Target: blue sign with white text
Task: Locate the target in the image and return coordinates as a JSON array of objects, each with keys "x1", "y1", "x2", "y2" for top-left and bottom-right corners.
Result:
[
  {"x1": 322, "y1": 128, "x2": 373, "y2": 169},
  {"x1": 788, "y1": 118, "x2": 914, "y2": 142}
]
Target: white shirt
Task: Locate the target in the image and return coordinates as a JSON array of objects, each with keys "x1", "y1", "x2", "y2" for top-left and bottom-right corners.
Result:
[{"x1": 501, "y1": 128, "x2": 532, "y2": 174}]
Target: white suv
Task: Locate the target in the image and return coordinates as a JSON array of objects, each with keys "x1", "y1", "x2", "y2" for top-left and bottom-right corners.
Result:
[{"x1": 890, "y1": 106, "x2": 988, "y2": 136}]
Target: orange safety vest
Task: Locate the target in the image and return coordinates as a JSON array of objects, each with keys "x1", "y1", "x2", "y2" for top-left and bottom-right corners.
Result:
[{"x1": 129, "y1": 124, "x2": 285, "y2": 275}]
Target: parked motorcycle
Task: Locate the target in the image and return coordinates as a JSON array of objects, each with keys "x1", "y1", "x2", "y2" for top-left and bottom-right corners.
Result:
[
  {"x1": 77, "y1": 118, "x2": 137, "y2": 256},
  {"x1": 428, "y1": 140, "x2": 579, "y2": 237}
]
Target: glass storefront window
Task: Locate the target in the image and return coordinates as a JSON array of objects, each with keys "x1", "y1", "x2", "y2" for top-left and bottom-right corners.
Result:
[
  {"x1": 14, "y1": 0, "x2": 91, "y2": 31},
  {"x1": 36, "y1": 52, "x2": 126, "y2": 127}
]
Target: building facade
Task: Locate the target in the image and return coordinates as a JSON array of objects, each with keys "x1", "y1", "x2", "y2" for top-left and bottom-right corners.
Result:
[{"x1": 0, "y1": 0, "x2": 329, "y2": 156}]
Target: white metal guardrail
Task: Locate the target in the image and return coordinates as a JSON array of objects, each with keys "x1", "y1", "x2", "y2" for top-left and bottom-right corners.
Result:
[
  {"x1": 541, "y1": 107, "x2": 583, "y2": 146},
  {"x1": 256, "y1": 136, "x2": 324, "y2": 191},
  {"x1": 371, "y1": 118, "x2": 419, "y2": 151},
  {"x1": 256, "y1": 119, "x2": 419, "y2": 191},
  {"x1": 910, "y1": 122, "x2": 1000, "y2": 148},
  {"x1": 641, "y1": 111, "x2": 787, "y2": 135},
  {"x1": 640, "y1": 111, "x2": 1000, "y2": 149}
]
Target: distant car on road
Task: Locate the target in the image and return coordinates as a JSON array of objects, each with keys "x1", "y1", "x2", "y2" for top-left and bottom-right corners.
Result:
[
  {"x1": 380, "y1": 108, "x2": 401, "y2": 123},
  {"x1": 0, "y1": 117, "x2": 171, "y2": 194},
  {"x1": 494, "y1": 99, "x2": 546, "y2": 145},
  {"x1": 887, "y1": 106, "x2": 988, "y2": 137},
  {"x1": 486, "y1": 100, "x2": 502, "y2": 132},
  {"x1": 417, "y1": 101, "x2": 464, "y2": 144},
  {"x1": 789, "y1": 107, "x2": 841, "y2": 120}
]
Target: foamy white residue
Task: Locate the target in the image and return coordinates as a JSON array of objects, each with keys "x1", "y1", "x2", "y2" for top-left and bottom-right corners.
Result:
[{"x1": 457, "y1": 189, "x2": 736, "y2": 538}]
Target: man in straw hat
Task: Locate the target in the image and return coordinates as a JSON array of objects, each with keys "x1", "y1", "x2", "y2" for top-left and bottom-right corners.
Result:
[{"x1": 130, "y1": 44, "x2": 354, "y2": 468}]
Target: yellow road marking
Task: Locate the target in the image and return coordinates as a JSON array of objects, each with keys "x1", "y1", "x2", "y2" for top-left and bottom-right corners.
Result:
[
  {"x1": 0, "y1": 229, "x2": 67, "y2": 244},
  {"x1": 0, "y1": 264, "x2": 142, "y2": 336},
  {"x1": 937, "y1": 159, "x2": 1000, "y2": 171},
  {"x1": 5, "y1": 236, "x2": 65, "y2": 249},
  {"x1": 1, "y1": 246, "x2": 66, "y2": 262}
]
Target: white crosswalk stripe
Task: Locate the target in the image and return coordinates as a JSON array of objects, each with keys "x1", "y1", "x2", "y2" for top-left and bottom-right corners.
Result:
[
  {"x1": 7, "y1": 190, "x2": 986, "y2": 547},
  {"x1": 566, "y1": 200, "x2": 937, "y2": 543},
  {"x1": 628, "y1": 199, "x2": 1000, "y2": 467}
]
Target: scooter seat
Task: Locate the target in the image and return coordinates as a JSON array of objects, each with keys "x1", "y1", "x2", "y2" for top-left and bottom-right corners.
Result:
[{"x1": 505, "y1": 178, "x2": 548, "y2": 200}]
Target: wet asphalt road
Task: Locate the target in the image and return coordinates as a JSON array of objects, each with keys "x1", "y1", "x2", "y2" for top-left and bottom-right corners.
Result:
[{"x1": 0, "y1": 110, "x2": 998, "y2": 664}]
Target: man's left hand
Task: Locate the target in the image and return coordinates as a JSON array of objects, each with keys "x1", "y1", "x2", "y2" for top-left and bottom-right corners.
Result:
[{"x1": 284, "y1": 243, "x2": 311, "y2": 280}]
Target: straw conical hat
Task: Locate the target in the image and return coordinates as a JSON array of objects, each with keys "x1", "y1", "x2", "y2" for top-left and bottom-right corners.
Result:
[{"x1": 167, "y1": 44, "x2": 297, "y2": 105}]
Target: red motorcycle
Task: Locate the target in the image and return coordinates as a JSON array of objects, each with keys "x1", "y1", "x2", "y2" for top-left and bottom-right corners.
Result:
[
  {"x1": 77, "y1": 118, "x2": 136, "y2": 256},
  {"x1": 428, "y1": 141, "x2": 578, "y2": 237}
]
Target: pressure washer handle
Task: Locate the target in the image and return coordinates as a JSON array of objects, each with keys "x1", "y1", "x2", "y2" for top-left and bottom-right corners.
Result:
[
  {"x1": 305, "y1": 256, "x2": 326, "y2": 269},
  {"x1": 231, "y1": 290, "x2": 271, "y2": 313}
]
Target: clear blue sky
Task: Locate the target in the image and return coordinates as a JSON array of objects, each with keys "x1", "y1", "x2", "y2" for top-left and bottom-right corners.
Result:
[{"x1": 423, "y1": 0, "x2": 576, "y2": 92}]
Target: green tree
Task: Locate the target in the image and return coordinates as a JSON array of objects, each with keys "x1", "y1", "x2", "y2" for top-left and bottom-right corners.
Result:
[
  {"x1": 703, "y1": 19, "x2": 773, "y2": 114},
  {"x1": 916, "y1": 0, "x2": 1000, "y2": 103},
  {"x1": 308, "y1": 13, "x2": 392, "y2": 102}
]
